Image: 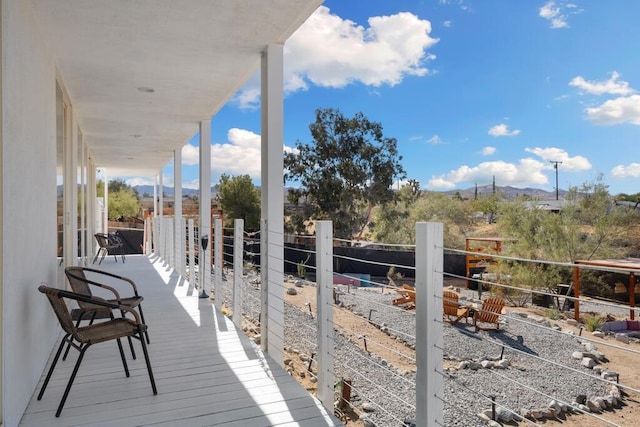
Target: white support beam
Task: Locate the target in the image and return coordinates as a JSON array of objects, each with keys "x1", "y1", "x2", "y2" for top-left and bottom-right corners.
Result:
[
  {"x1": 158, "y1": 172, "x2": 163, "y2": 259},
  {"x1": 315, "y1": 221, "x2": 335, "y2": 411},
  {"x1": 260, "y1": 43, "x2": 285, "y2": 364},
  {"x1": 174, "y1": 148, "x2": 183, "y2": 275},
  {"x1": 233, "y1": 219, "x2": 244, "y2": 328},
  {"x1": 213, "y1": 216, "x2": 223, "y2": 310},
  {"x1": 199, "y1": 120, "x2": 212, "y2": 296},
  {"x1": 416, "y1": 222, "x2": 444, "y2": 426},
  {"x1": 103, "y1": 169, "x2": 108, "y2": 235}
]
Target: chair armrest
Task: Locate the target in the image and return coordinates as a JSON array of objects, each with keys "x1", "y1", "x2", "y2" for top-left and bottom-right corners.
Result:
[
  {"x1": 76, "y1": 267, "x2": 139, "y2": 296},
  {"x1": 65, "y1": 269, "x2": 123, "y2": 300},
  {"x1": 50, "y1": 286, "x2": 143, "y2": 324}
]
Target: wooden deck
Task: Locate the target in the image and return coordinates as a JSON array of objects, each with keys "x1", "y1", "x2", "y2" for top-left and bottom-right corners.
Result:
[{"x1": 20, "y1": 255, "x2": 342, "y2": 426}]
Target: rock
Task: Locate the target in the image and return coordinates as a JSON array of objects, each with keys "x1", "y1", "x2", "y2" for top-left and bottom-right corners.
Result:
[
  {"x1": 252, "y1": 334, "x2": 261, "y2": 345},
  {"x1": 457, "y1": 361, "x2": 469, "y2": 370},
  {"x1": 581, "y1": 357, "x2": 597, "y2": 368},
  {"x1": 478, "y1": 410, "x2": 492, "y2": 421},
  {"x1": 294, "y1": 279, "x2": 304, "y2": 287},
  {"x1": 594, "y1": 396, "x2": 607, "y2": 410},
  {"x1": 583, "y1": 342, "x2": 597, "y2": 352},
  {"x1": 496, "y1": 407, "x2": 513, "y2": 422},
  {"x1": 402, "y1": 417, "x2": 416, "y2": 427},
  {"x1": 577, "y1": 403, "x2": 591, "y2": 413},
  {"x1": 361, "y1": 402, "x2": 376, "y2": 412},
  {"x1": 360, "y1": 415, "x2": 375, "y2": 427},
  {"x1": 572, "y1": 351, "x2": 583, "y2": 359},
  {"x1": 481, "y1": 360, "x2": 494, "y2": 369},
  {"x1": 602, "y1": 370, "x2": 619, "y2": 381},
  {"x1": 548, "y1": 400, "x2": 562, "y2": 416},
  {"x1": 468, "y1": 361, "x2": 482, "y2": 370},
  {"x1": 576, "y1": 394, "x2": 587, "y2": 404},
  {"x1": 495, "y1": 359, "x2": 510, "y2": 369},
  {"x1": 592, "y1": 331, "x2": 605, "y2": 338},
  {"x1": 488, "y1": 420, "x2": 501, "y2": 427},
  {"x1": 608, "y1": 385, "x2": 622, "y2": 400},
  {"x1": 593, "y1": 366, "x2": 604, "y2": 374},
  {"x1": 586, "y1": 398, "x2": 601, "y2": 412},
  {"x1": 592, "y1": 350, "x2": 607, "y2": 361},
  {"x1": 616, "y1": 334, "x2": 630, "y2": 344},
  {"x1": 567, "y1": 318, "x2": 579, "y2": 326},
  {"x1": 286, "y1": 287, "x2": 297, "y2": 295}
]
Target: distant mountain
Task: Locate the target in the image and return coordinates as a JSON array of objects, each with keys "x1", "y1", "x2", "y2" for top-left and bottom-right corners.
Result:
[
  {"x1": 133, "y1": 185, "x2": 205, "y2": 198},
  {"x1": 442, "y1": 184, "x2": 567, "y2": 200}
]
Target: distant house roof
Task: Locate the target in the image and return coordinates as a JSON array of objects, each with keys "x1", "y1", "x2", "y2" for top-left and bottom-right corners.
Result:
[{"x1": 523, "y1": 199, "x2": 570, "y2": 212}]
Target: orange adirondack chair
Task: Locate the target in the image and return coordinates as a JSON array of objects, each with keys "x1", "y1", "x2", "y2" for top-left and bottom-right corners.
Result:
[
  {"x1": 443, "y1": 290, "x2": 469, "y2": 324},
  {"x1": 473, "y1": 297, "x2": 505, "y2": 331}
]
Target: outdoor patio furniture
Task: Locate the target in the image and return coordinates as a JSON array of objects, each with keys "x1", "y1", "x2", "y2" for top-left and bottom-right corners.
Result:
[
  {"x1": 93, "y1": 232, "x2": 125, "y2": 264},
  {"x1": 443, "y1": 290, "x2": 470, "y2": 324},
  {"x1": 37, "y1": 284, "x2": 157, "y2": 417},
  {"x1": 473, "y1": 297, "x2": 505, "y2": 331},
  {"x1": 64, "y1": 267, "x2": 149, "y2": 360}
]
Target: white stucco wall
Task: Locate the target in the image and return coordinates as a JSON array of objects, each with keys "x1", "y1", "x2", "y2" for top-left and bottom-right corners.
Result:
[{"x1": 2, "y1": 1, "x2": 59, "y2": 425}]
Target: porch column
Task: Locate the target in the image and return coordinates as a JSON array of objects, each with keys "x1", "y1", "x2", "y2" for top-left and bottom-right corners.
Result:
[
  {"x1": 174, "y1": 148, "x2": 183, "y2": 275},
  {"x1": 199, "y1": 120, "x2": 212, "y2": 296},
  {"x1": 64, "y1": 116, "x2": 78, "y2": 266},
  {"x1": 260, "y1": 43, "x2": 284, "y2": 364},
  {"x1": 159, "y1": 171, "x2": 163, "y2": 259},
  {"x1": 103, "y1": 169, "x2": 108, "y2": 234}
]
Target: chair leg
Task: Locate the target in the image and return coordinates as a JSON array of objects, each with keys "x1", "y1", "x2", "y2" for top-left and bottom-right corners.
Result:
[
  {"x1": 62, "y1": 313, "x2": 90, "y2": 361},
  {"x1": 93, "y1": 248, "x2": 103, "y2": 264},
  {"x1": 118, "y1": 309, "x2": 137, "y2": 359},
  {"x1": 38, "y1": 334, "x2": 70, "y2": 401},
  {"x1": 55, "y1": 344, "x2": 90, "y2": 417},
  {"x1": 138, "y1": 326, "x2": 157, "y2": 395},
  {"x1": 115, "y1": 337, "x2": 130, "y2": 377},
  {"x1": 138, "y1": 305, "x2": 150, "y2": 344}
]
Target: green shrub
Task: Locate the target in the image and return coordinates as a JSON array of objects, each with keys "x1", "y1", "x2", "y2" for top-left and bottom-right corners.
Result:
[{"x1": 582, "y1": 313, "x2": 605, "y2": 332}]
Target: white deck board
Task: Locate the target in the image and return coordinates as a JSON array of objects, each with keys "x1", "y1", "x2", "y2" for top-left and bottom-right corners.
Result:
[{"x1": 20, "y1": 255, "x2": 342, "y2": 426}]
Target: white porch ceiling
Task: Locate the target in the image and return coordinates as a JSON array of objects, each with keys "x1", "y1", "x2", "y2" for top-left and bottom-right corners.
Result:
[{"x1": 30, "y1": 0, "x2": 323, "y2": 177}]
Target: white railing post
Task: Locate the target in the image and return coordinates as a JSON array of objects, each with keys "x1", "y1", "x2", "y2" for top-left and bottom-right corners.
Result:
[
  {"x1": 179, "y1": 217, "x2": 186, "y2": 275},
  {"x1": 260, "y1": 218, "x2": 268, "y2": 352},
  {"x1": 188, "y1": 219, "x2": 195, "y2": 287},
  {"x1": 316, "y1": 221, "x2": 335, "y2": 412},
  {"x1": 152, "y1": 219, "x2": 159, "y2": 256},
  {"x1": 214, "y1": 217, "x2": 223, "y2": 311},
  {"x1": 233, "y1": 219, "x2": 244, "y2": 327},
  {"x1": 416, "y1": 222, "x2": 444, "y2": 426}
]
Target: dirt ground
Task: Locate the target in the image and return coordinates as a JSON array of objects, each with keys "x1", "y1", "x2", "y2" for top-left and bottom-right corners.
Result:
[{"x1": 261, "y1": 280, "x2": 640, "y2": 426}]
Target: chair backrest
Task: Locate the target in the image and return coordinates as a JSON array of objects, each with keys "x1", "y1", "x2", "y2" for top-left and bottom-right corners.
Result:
[
  {"x1": 478, "y1": 297, "x2": 505, "y2": 323},
  {"x1": 38, "y1": 284, "x2": 81, "y2": 340},
  {"x1": 94, "y1": 233, "x2": 114, "y2": 249},
  {"x1": 443, "y1": 290, "x2": 460, "y2": 315},
  {"x1": 64, "y1": 267, "x2": 98, "y2": 312}
]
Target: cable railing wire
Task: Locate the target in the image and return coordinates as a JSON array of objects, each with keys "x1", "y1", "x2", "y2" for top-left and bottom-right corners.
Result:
[{"x1": 333, "y1": 252, "x2": 416, "y2": 271}]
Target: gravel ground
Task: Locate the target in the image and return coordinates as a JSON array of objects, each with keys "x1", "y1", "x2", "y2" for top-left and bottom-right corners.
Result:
[{"x1": 217, "y1": 272, "x2": 620, "y2": 426}]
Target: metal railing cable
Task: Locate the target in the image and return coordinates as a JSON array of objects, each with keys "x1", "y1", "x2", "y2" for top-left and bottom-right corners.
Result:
[
  {"x1": 438, "y1": 369, "x2": 541, "y2": 426},
  {"x1": 483, "y1": 368, "x2": 621, "y2": 426},
  {"x1": 333, "y1": 237, "x2": 416, "y2": 249},
  {"x1": 335, "y1": 290, "x2": 418, "y2": 323},
  {"x1": 329, "y1": 305, "x2": 416, "y2": 343},
  {"x1": 333, "y1": 271, "x2": 411, "y2": 292},
  {"x1": 332, "y1": 252, "x2": 416, "y2": 271}
]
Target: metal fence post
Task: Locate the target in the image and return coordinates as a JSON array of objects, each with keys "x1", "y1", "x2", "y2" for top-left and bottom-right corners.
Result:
[
  {"x1": 316, "y1": 221, "x2": 335, "y2": 411},
  {"x1": 214, "y1": 217, "x2": 223, "y2": 310},
  {"x1": 233, "y1": 219, "x2": 244, "y2": 327},
  {"x1": 416, "y1": 222, "x2": 444, "y2": 426}
]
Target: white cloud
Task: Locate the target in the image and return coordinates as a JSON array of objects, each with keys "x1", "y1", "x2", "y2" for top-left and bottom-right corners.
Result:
[
  {"x1": 569, "y1": 71, "x2": 635, "y2": 96},
  {"x1": 443, "y1": 20, "x2": 452, "y2": 28},
  {"x1": 126, "y1": 177, "x2": 155, "y2": 187},
  {"x1": 234, "y1": 6, "x2": 439, "y2": 108},
  {"x1": 524, "y1": 147, "x2": 592, "y2": 171},
  {"x1": 539, "y1": 1, "x2": 582, "y2": 29},
  {"x1": 488, "y1": 123, "x2": 520, "y2": 137},
  {"x1": 586, "y1": 94, "x2": 640, "y2": 125},
  {"x1": 539, "y1": 1, "x2": 567, "y2": 28},
  {"x1": 427, "y1": 135, "x2": 443, "y2": 144},
  {"x1": 611, "y1": 163, "x2": 640, "y2": 179},
  {"x1": 426, "y1": 147, "x2": 591, "y2": 189},
  {"x1": 180, "y1": 128, "x2": 296, "y2": 182},
  {"x1": 427, "y1": 159, "x2": 548, "y2": 189},
  {"x1": 481, "y1": 146, "x2": 496, "y2": 156}
]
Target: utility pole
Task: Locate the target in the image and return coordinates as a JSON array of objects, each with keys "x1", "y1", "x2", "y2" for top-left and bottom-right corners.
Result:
[{"x1": 550, "y1": 161, "x2": 562, "y2": 200}]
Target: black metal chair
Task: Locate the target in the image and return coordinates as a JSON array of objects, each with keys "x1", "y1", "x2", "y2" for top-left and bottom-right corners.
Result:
[
  {"x1": 37, "y1": 284, "x2": 157, "y2": 417},
  {"x1": 93, "y1": 232, "x2": 125, "y2": 264},
  {"x1": 64, "y1": 267, "x2": 149, "y2": 360}
]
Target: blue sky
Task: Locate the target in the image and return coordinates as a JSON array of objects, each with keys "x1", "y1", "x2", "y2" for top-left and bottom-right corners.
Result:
[{"x1": 125, "y1": 1, "x2": 640, "y2": 196}]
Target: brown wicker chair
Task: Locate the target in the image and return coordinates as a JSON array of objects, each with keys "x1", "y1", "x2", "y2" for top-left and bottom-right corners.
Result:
[
  {"x1": 64, "y1": 267, "x2": 149, "y2": 360},
  {"x1": 37, "y1": 284, "x2": 157, "y2": 417},
  {"x1": 93, "y1": 232, "x2": 125, "y2": 264},
  {"x1": 443, "y1": 290, "x2": 470, "y2": 324},
  {"x1": 473, "y1": 297, "x2": 505, "y2": 331}
]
